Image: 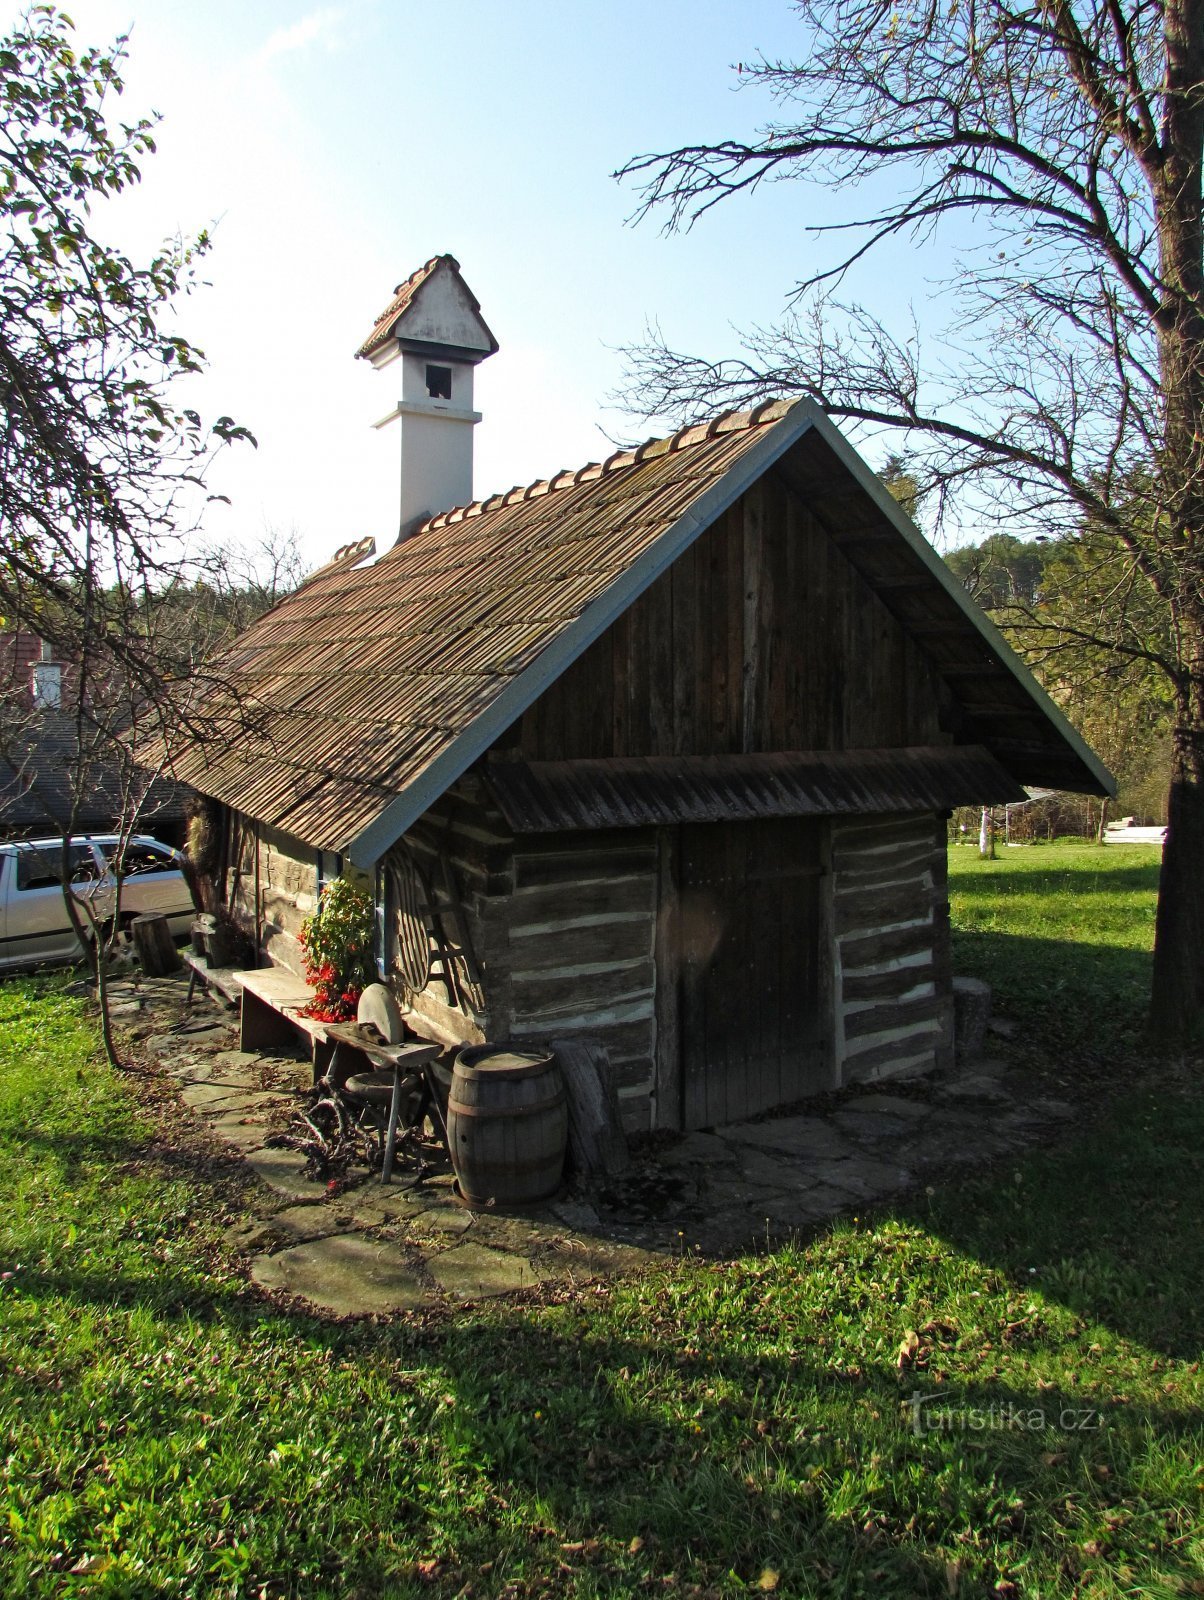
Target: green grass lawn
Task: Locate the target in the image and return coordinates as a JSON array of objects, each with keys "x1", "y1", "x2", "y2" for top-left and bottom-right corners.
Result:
[
  {"x1": 948, "y1": 841, "x2": 1163, "y2": 1067},
  {"x1": 0, "y1": 844, "x2": 1201, "y2": 1599}
]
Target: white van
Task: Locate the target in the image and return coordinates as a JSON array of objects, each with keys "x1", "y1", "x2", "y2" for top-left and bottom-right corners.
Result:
[{"x1": 0, "y1": 835, "x2": 195, "y2": 971}]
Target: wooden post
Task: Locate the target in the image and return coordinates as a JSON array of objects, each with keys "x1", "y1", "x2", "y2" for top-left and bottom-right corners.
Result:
[
  {"x1": 978, "y1": 806, "x2": 996, "y2": 859},
  {"x1": 551, "y1": 1036, "x2": 629, "y2": 1179},
  {"x1": 653, "y1": 827, "x2": 682, "y2": 1129},
  {"x1": 131, "y1": 913, "x2": 181, "y2": 977}
]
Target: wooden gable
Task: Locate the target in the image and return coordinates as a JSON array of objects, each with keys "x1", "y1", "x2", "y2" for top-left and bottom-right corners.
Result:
[{"x1": 514, "y1": 473, "x2": 951, "y2": 763}]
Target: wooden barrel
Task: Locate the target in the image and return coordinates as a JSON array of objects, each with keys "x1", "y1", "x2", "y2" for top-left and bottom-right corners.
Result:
[{"x1": 447, "y1": 1045, "x2": 567, "y2": 1207}]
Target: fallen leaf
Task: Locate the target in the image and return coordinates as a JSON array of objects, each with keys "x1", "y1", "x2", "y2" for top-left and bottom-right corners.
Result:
[
  {"x1": 897, "y1": 1329, "x2": 921, "y2": 1370},
  {"x1": 1041, "y1": 1451, "x2": 1068, "y2": 1467},
  {"x1": 945, "y1": 1558, "x2": 963, "y2": 1595},
  {"x1": 756, "y1": 1569, "x2": 780, "y2": 1591},
  {"x1": 628, "y1": 1536, "x2": 644, "y2": 1555}
]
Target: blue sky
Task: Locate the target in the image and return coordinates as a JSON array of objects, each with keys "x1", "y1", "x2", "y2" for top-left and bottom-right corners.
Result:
[{"x1": 14, "y1": 2, "x2": 940, "y2": 568}]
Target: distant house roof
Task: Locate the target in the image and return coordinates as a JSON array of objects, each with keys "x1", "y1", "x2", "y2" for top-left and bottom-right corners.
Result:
[
  {"x1": 162, "y1": 399, "x2": 1114, "y2": 865},
  {"x1": 355, "y1": 254, "x2": 499, "y2": 362},
  {"x1": 0, "y1": 715, "x2": 187, "y2": 838}
]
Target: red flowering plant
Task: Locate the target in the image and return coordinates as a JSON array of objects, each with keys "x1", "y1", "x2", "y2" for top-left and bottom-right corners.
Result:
[{"x1": 297, "y1": 876, "x2": 377, "y2": 1022}]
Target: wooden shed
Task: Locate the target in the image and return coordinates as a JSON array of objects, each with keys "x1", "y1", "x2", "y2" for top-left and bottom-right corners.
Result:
[{"x1": 168, "y1": 397, "x2": 1113, "y2": 1132}]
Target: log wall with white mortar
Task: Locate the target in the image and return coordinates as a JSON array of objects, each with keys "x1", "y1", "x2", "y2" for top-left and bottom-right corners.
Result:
[{"x1": 831, "y1": 812, "x2": 953, "y2": 1085}]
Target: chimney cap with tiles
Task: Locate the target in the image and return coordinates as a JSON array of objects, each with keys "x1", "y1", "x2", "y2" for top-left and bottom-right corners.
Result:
[{"x1": 355, "y1": 253, "x2": 498, "y2": 369}]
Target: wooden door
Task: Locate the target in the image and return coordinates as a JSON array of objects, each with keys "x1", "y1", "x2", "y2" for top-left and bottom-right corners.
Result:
[{"x1": 670, "y1": 819, "x2": 828, "y2": 1129}]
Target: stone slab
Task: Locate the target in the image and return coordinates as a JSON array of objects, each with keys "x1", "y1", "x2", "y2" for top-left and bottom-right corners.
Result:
[
  {"x1": 1029, "y1": 1097, "x2": 1076, "y2": 1123},
  {"x1": 549, "y1": 1199, "x2": 602, "y2": 1230},
  {"x1": 843, "y1": 1094, "x2": 931, "y2": 1120},
  {"x1": 244, "y1": 1146, "x2": 323, "y2": 1200},
  {"x1": 210, "y1": 1111, "x2": 273, "y2": 1151},
  {"x1": 701, "y1": 1173, "x2": 785, "y2": 1211},
  {"x1": 341, "y1": 1188, "x2": 426, "y2": 1228},
  {"x1": 171, "y1": 1024, "x2": 234, "y2": 1045},
  {"x1": 660, "y1": 1130, "x2": 736, "y2": 1166},
  {"x1": 147, "y1": 1034, "x2": 195, "y2": 1057},
  {"x1": 762, "y1": 1183, "x2": 856, "y2": 1230},
  {"x1": 428, "y1": 1242, "x2": 549, "y2": 1301},
  {"x1": 734, "y1": 1147, "x2": 827, "y2": 1194},
  {"x1": 251, "y1": 1235, "x2": 428, "y2": 1315},
  {"x1": 166, "y1": 1059, "x2": 213, "y2": 1083},
  {"x1": 722, "y1": 1116, "x2": 855, "y2": 1161},
  {"x1": 830, "y1": 1109, "x2": 913, "y2": 1139},
  {"x1": 804, "y1": 1155, "x2": 912, "y2": 1201},
  {"x1": 938, "y1": 1074, "x2": 1012, "y2": 1103},
  {"x1": 214, "y1": 1049, "x2": 272, "y2": 1071},
  {"x1": 180, "y1": 1081, "x2": 253, "y2": 1112},
  {"x1": 420, "y1": 1208, "x2": 475, "y2": 1235},
  {"x1": 196, "y1": 1090, "x2": 287, "y2": 1119},
  {"x1": 224, "y1": 1219, "x2": 277, "y2": 1254},
  {"x1": 269, "y1": 1204, "x2": 351, "y2": 1244}
]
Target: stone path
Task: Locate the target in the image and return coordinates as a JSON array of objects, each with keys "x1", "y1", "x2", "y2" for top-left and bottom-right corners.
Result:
[{"x1": 120, "y1": 972, "x2": 1077, "y2": 1319}]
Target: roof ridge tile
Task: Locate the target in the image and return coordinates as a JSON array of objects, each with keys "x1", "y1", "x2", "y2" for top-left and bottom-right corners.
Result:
[{"x1": 411, "y1": 399, "x2": 795, "y2": 539}]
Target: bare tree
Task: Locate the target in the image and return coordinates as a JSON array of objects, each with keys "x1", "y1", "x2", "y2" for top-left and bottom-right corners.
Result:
[
  {"x1": 618, "y1": 0, "x2": 1204, "y2": 1043},
  {"x1": 0, "y1": 8, "x2": 254, "y2": 1057}
]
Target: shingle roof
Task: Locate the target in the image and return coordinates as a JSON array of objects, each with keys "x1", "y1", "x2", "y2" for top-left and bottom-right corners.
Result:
[
  {"x1": 161, "y1": 398, "x2": 1113, "y2": 864},
  {"x1": 356, "y1": 255, "x2": 444, "y2": 359}
]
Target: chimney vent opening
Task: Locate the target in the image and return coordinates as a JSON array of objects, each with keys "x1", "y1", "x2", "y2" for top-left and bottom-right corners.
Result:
[{"x1": 425, "y1": 364, "x2": 453, "y2": 400}]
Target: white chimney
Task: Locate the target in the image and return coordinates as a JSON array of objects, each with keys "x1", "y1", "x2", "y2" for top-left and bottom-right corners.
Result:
[{"x1": 356, "y1": 255, "x2": 498, "y2": 540}]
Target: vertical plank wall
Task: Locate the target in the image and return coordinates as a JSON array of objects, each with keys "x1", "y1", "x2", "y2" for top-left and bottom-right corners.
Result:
[
  {"x1": 674, "y1": 816, "x2": 830, "y2": 1129},
  {"x1": 516, "y1": 473, "x2": 951, "y2": 761},
  {"x1": 831, "y1": 813, "x2": 954, "y2": 1084}
]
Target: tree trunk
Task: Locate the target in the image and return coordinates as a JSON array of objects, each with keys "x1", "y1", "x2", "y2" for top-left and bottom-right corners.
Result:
[
  {"x1": 132, "y1": 913, "x2": 181, "y2": 977},
  {"x1": 1149, "y1": 672, "x2": 1204, "y2": 1043},
  {"x1": 1095, "y1": 795, "x2": 1109, "y2": 845}
]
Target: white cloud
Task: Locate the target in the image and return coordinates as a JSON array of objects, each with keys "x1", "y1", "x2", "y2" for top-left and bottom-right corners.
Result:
[{"x1": 256, "y1": 7, "x2": 344, "y2": 64}]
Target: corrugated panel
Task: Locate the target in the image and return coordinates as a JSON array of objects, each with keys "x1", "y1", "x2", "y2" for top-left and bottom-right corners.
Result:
[{"x1": 484, "y1": 746, "x2": 1027, "y2": 833}]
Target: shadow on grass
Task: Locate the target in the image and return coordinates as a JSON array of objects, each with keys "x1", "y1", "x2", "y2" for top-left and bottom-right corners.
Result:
[
  {"x1": 894, "y1": 1079, "x2": 1204, "y2": 1363},
  {"x1": 356, "y1": 1321, "x2": 1198, "y2": 1598},
  {"x1": 947, "y1": 860, "x2": 1163, "y2": 896},
  {"x1": 6, "y1": 1265, "x2": 1198, "y2": 1598},
  {"x1": 950, "y1": 929, "x2": 1152, "y2": 1060},
  {"x1": 4, "y1": 1158, "x2": 1202, "y2": 1594}
]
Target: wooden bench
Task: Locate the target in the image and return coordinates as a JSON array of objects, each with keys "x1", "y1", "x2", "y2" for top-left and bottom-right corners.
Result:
[
  {"x1": 184, "y1": 953, "x2": 334, "y2": 1076},
  {"x1": 182, "y1": 950, "x2": 245, "y2": 1009},
  {"x1": 232, "y1": 964, "x2": 336, "y2": 1065},
  {"x1": 186, "y1": 951, "x2": 456, "y2": 1081}
]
